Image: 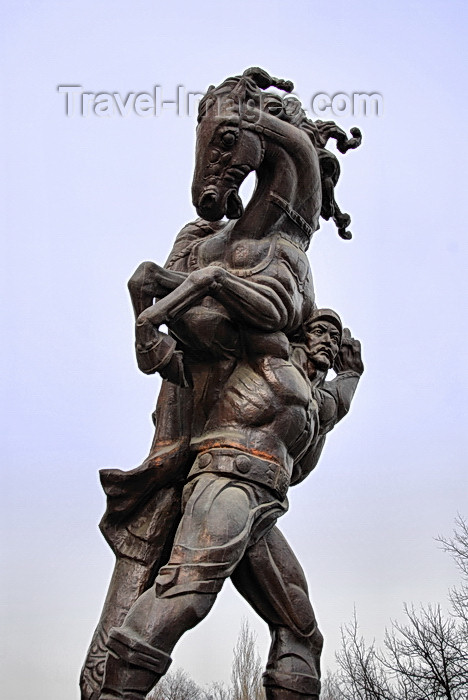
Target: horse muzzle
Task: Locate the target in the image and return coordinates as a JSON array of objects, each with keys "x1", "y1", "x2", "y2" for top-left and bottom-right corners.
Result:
[{"x1": 195, "y1": 187, "x2": 244, "y2": 221}]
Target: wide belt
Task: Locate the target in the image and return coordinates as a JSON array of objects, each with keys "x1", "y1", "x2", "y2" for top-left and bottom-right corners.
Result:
[{"x1": 188, "y1": 447, "x2": 291, "y2": 500}]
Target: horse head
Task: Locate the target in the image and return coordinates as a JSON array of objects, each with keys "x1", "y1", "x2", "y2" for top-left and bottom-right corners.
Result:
[{"x1": 192, "y1": 68, "x2": 294, "y2": 222}]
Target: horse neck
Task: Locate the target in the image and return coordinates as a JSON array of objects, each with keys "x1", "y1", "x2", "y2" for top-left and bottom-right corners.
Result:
[{"x1": 232, "y1": 113, "x2": 321, "y2": 246}]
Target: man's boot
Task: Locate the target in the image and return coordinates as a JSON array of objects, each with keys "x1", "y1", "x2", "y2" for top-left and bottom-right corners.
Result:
[
  {"x1": 100, "y1": 627, "x2": 172, "y2": 699},
  {"x1": 100, "y1": 652, "x2": 160, "y2": 700},
  {"x1": 266, "y1": 686, "x2": 319, "y2": 700},
  {"x1": 263, "y1": 671, "x2": 321, "y2": 700},
  {"x1": 265, "y1": 688, "x2": 319, "y2": 700}
]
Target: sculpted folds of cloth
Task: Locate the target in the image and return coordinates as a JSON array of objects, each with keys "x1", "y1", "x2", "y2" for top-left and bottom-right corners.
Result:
[{"x1": 80, "y1": 67, "x2": 364, "y2": 700}]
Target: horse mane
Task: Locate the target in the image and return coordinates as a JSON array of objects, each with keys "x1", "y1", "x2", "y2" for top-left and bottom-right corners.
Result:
[
  {"x1": 195, "y1": 67, "x2": 361, "y2": 241},
  {"x1": 197, "y1": 67, "x2": 305, "y2": 126}
]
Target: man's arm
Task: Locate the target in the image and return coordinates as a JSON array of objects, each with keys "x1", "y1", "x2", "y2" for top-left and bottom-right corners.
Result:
[
  {"x1": 291, "y1": 329, "x2": 363, "y2": 485},
  {"x1": 321, "y1": 327, "x2": 363, "y2": 425}
]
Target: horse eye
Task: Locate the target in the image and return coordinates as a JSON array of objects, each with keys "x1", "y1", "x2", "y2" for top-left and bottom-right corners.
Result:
[
  {"x1": 268, "y1": 103, "x2": 283, "y2": 116},
  {"x1": 221, "y1": 132, "x2": 236, "y2": 147}
]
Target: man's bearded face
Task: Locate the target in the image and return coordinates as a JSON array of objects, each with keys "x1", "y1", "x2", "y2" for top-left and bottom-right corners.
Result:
[{"x1": 306, "y1": 320, "x2": 341, "y2": 371}]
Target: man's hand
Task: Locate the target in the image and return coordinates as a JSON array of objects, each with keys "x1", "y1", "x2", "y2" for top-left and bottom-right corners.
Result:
[{"x1": 333, "y1": 328, "x2": 364, "y2": 375}]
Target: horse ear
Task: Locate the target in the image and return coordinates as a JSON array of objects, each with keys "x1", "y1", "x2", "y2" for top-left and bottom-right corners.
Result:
[
  {"x1": 206, "y1": 85, "x2": 215, "y2": 93},
  {"x1": 230, "y1": 77, "x2": 248, "y2": 100}
]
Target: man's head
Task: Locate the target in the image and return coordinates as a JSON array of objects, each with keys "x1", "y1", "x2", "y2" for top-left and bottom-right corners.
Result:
[{"x1": 304, "y1": 308, "x2": 342, "y2": 372}]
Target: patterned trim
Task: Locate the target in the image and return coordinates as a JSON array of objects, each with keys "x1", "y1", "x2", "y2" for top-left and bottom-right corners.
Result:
[{"x1": 270, "y1": 192, "x2": 315, "y2": 242}]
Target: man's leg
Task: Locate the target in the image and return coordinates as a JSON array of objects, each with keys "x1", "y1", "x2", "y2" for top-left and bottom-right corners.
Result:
[
  {"x1": 100, "y1": 474, "x2": 273, "y2": 699},
  {"x1": 100, "y1": 588, "x2": 216, "y2": 699},
  {"x1": 232, "y1": 525, "x2": 323, "y2": 700}
]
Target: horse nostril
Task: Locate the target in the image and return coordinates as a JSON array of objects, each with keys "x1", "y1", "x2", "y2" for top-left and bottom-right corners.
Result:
[
  {"x1": 209, "y1": 148, "x2": 221, "y2": 163},
  {"x1": 199, "y1": 190, "x2": 218, "y2": 209}
]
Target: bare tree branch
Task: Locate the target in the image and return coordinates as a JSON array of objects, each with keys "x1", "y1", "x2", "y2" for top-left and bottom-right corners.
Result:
[
  {"x1": 147, "y1": 667, "x2": 205, "y2": 700},
  {"x1": 231, "y1": 620, "x2": 265, "y2": 700},
  {"x1": 327, "y1": 518, "x2": 468, "y2": 700}
]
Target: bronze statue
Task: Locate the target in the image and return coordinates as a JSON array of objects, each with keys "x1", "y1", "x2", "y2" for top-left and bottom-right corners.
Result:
[{"x1": 80, "y1": 68, "x2": 364, "y2": 700}]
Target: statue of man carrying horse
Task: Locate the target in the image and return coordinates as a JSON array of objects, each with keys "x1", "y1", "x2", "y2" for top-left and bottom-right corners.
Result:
[{"x1": 80, "y1": 68, "x2": 364, "y2": 700}]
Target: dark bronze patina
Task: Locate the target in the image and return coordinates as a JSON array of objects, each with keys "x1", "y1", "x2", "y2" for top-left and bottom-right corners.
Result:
[{"x1": 80, "y1": 67, "x2": 364, "y2": 700}]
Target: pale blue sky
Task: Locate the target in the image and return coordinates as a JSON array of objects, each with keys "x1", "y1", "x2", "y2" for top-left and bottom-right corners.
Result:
[{"x1": 1, "y1": 1, "x2": 467, "y2": 698}]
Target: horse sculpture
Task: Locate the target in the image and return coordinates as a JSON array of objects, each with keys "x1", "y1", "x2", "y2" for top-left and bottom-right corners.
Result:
[
  {"x1": 80, "y1": 68, "x2": 363, "y2": 700},
  {"x1": 130, "y1": 67, "x2": 361, "y2": 378}
]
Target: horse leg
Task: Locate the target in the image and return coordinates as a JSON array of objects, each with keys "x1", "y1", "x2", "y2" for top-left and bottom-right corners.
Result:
[
  {"x1": 209, "y1": 272, "x2": 291, "y2": 330},
  {"x1": 128, "y1": 261, "x2": 188, "y2": 318},
  {"x1": 136, "y1": 266, "x2": 291, "y2": 348}
]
